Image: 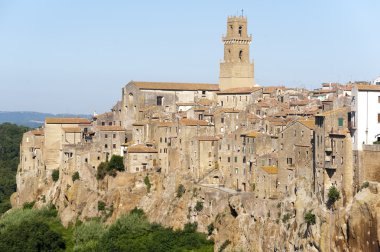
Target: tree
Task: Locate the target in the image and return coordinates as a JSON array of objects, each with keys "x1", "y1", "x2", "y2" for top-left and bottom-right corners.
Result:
[
  {"x1": 96, "y1": 162, "x2": 109, "y2": 180},
  {"x1": 327, "y1": 186, "x2": 340, "y2": 209},
  {"x1": 195, "y1": 201, "x2": 203, "y2": 212},
  {"x1": 52, "y1": 169, "x2": 60, "y2": 182},
  {"x1": 108, "y1": 155, "x2": 125, "y2": 172}
]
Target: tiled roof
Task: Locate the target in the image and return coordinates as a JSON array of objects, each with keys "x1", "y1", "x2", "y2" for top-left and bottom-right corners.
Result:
[
  {"x1": 132, "y1": 122, "x2": 147, "y2": 126},
  {"x1": 316, "y1": 107, "x2": 348, "y2": 117},
  {"x1": 176, "y1": 102, "x2": 197, "y2": 106},
  {"x1": 262, "y1": 86, "x2": 285, "y2": 94},
  {"x1": 62, "y1": 127, "x2": 81, "y2": 133},
  {"x1": 31, "y1": 129, "x2": 44, "y2": 136},
  {"x1": 128, "y1": 144, "x2": 158, "y2": 153},
  {"x1": 213, "y1": 108, "x2": 241, "y2": 115},
  {"x1": 97, "y1": 126, "x2": 125, "y2": 131},
  {"x1": 242, "y1": 131, "x2": 261, "y2": 138},
  {"x1": 261, "y1": 166, "x2": 278, "y2": 174},
  {"x1": 45, "y1": 118, "x2": 91, "y2": 124},
  {"x1": 156, "y1": 121, "x2": 176, "y2": 127},
  {"x1": 297, "y1": 119, "x2": 315, "y2": 130},
  {"x1": 179, "y1": 118, "x2": 209, "y2": 126},
  {"x1": 129, "y1": 81, "x2": 219, "y2": 91},
  {"x1": 355, "y1": 84, "x2": 380, "y2": 91},
  {"x1": 216, "y1": 87, "x2": 261, "y2": 94},
  {"x1": 196, "y1": 136, "x2": 219, "y2": 141},
  {"x1": 197, "y1": 98, "x2": 213, "y2": 106}
]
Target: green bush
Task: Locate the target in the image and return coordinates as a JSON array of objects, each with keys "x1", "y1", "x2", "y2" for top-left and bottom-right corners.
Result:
[
  {"x1": 72, "y1": 171, "x2": 80, "y2": 182},
  {"x1": 73, "y1": 220, "x2": 105, "y2": 252},
  {"x1": 327, "y1": 186, "x2": 340, "y2": 209},
  {"x1": 184, "y1": 222, "x2": 198, "y2": 233},
  {"x1": 108, "y1": 155, "x2": 125, "y2": 172},
  {"x1": 98, "y1": 201, "x2": 106, "y2": 211},
  {"x1": 195, "y1": 201, "x2": 203, "y2": 212},
  {"x1": 130, "y1": 207, "x2": 145, "y2": 217},
  {"x1": 207, "y1": 223, "x2": 214, "y2": 236},
  {"x1": 177, "y1": 184, "x2": 186, "y2": 198},
  {"x1": 282, "y1": 213, "x2": 291, "y2": 223},
  {"x1": 144, "y1": 175, "x2": 152, "y2": 193},
  {"x1": 96, "y1": 155, "x2": 125, "y2": 180},
  {"x1": 23, "y1": 201, "x2": 36, "y2": 209},
  {"x1": 52, "y1": 169, "x2": 60, "y2": 182},
  {"x1": 360, "y1": 181, "x2": 369, "y2": 190},
  {"x1": 304, "y1": 211, "x2": 316, "y2": 225}
]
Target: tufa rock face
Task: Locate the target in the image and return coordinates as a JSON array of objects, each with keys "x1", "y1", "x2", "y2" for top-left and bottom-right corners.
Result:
[{"x1": 13, "y1": 161, "x2": 380, "y2": 251}]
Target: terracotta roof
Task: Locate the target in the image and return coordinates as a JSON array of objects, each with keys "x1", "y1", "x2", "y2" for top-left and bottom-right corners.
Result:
[
  {"x1": 45, "y1": 118, "x2": 91, "y2": 124},
  {"x1": 31, "y1": 129, "x2": 44, "y2": 136},
  {"x1": 197, "y1": 98, "x2": 213, "y2": 106},
  {"x1": 290, "y1": 100, "x2": 310, "y2": 106},
  {"x1": 216, "y1": 87, "x2": 261, "y2": 94},
  {"x1": 176, "y1": 102, "x2": 197, "y2": 106},
  {"x1": 179, "y1": 118, "x2": 209, "y2": 126},
  {"x1": 297, "y1": 119, "x2": 316, "y2": 130},
  {"x1": 261, "y1": 166, "x2": 278, "y2": 174},
  {"x1": 156, "y1": 121, "x2": 176, "y2": 127},
  {"x1": 316, "y1": 107, "x2": 348, "y2": 117},
  {"x1": 355, "y1": 84, "x2": 380, "y2": 91},
  {"x1": 312, "y1": 89, "x2": 336, "y2": 94},
  {"x1": 97, "y1": 126, "x2": 125, "y2": 131},
  {"x1": 62, "y1": 127, "x2": 81, "y2": 133},
  {"x1": 132, "y1": 122, "x2": 147, "y2": 126},
  {"x1": 129, "y1": 81, "x2": 219, "y2": 91},
  {"x1": 262, "y1": 86, "x2": 285, "y2": 94},
  {"x1": 128, "y1": 144, "x2": 158, "y2": 153},
  {"x1": 213, "y1": 108, "x2": 241, "y2": 115},
  {"x1": 243, "y1": 131, "x2": 261, "y2": 138},
  {"x1": 196, "y1": 136, "x2": 219, "y2": 141}
]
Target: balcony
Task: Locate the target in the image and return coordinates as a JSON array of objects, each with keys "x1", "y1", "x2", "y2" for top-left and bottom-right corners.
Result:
[
  {"x1": 324, "y1": 161, "x2": 337, "y2": 170},
  {"x1": 325, "y1": 147, "x2": 332, "y2": 153}
]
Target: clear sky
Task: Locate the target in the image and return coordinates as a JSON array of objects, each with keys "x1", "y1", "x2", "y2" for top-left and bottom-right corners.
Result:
[{"x1": 0, "y1": 0, "x2": 379, "y2": 114}]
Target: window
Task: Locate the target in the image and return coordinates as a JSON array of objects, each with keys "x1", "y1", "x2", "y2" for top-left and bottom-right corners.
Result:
[
  {"x1": 221, "y1": 117, "x2": 224, "y2": 123},
  {"x1": 208, "y1": 152, "x2": 211, "y2": 158},
  {"x1": 105, "y1": 134, "x2": 108, "y2": 138},
  {"x1": 157, "y1": 96, "x2": 163, "y2": 106},
  {"x1": 235, "y1": 157, "x2": 238, "y2": 163},
  {"x1": 102, "y1": 122, "x2": 105, "y2": 126},
  {"x1": 287, "y1": 158, "x2": 293, "y2": 165},
  {"x1": 239, "y1": 50, "x2": 243, "y2": 61},
  {"x1": 228, "y1": 157, "x2": 231, "y2": 163},
  {"x1": 378, "y1": 96, "x2": 380, "y2": 103},
  {"x1": 113, "y1": 134, "x2": 116, "y2": 138},
  {"x1": 238, "y1": 26, "x2": 242, "y2": 36},
  {"x1": 104, "y1": 144, "x2": 108, "y2": 149},
  {"x1": 341, "y1": 157, "x2": 343, "y2": 165},
  {"x1": 338, "y1": 118, "x2": 344, "y2": 127},
  {"x1": 202, "y1": 90, "x2": 206, "y2": 97},
  {"x1": 113, "y1": 144, "x2": 116, "y2": 149},
  {"x1": 378, "y1": 114, "x2": 380, "y2": 123},
  {"x1": 235, "y1": 168, "x2": 238, "y2": 174}
]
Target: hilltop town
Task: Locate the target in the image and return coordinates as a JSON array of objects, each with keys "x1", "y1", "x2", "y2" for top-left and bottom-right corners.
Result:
[{"x1": 13, "y1": 16, "x2": 380, "y2": 251}]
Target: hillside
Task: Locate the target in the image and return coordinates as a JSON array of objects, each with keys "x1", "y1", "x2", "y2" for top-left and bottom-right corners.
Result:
[
  {"x1": 0, "y1": 111, "x2": 91, "y2": 128},
  {"x1": 0, "y1": 123, "x2": 29, "y2": 214}
]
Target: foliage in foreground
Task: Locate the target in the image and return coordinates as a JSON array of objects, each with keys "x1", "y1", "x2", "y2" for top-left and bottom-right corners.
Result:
[{"x1": 0, "y1": 206, "x2": 213, "y2": 252}]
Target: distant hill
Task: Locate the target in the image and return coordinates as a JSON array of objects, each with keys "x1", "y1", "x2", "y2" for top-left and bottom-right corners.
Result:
[{"x1": 0, "y1": 111, "x2": 92, "y2": 128}]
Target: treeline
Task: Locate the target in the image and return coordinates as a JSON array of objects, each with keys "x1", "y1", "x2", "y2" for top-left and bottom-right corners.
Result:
[
  {"x1": 0, "y1": 206, "x2": 213, "y2": 252},
  {"x1": 0, "y1": 123, "x2": 29, "y2": 214}
]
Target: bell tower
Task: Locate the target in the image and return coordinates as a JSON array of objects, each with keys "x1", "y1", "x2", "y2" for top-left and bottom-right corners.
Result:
[{"x1": 219, "y1": 16, "x2": 255, "y2": 90}]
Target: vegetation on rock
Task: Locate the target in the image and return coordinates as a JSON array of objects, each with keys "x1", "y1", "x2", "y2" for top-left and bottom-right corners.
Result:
[
  {"x1": 96, "y1": 155, "x2": 125, "y2": 180},
  {"x1": 327, "y1": 186, "x2": 340, "y2": 209},
  {"x1": 195, "y1": 201, "x2": 204, "y2": 212},
  {"x1": 52, "y1": 169, "x2": 60, "y2": 182},
  {"x1": 144, "y1": 175, "x2": 152, "y2": 193},
  {"x1": 304, "y1": 211, "x2": 316, "y2": 225},
  {"x1": 0, "y1": 123, "x2": 29, "y2": 215},
  {"x1": 72, "y1": 171, "x2": 80, "y2": 182},
  {"x1": 177, "y1": 184, "x2": 186, "y2": 198}
]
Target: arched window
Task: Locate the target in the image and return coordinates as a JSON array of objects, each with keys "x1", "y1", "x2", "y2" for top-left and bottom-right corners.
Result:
[
  {"x1": 238, "y1": 26, "x2": 242, "y2": 36},
  {"x1": 239, "y1": 50, "x2": 243, "y2": 61}
]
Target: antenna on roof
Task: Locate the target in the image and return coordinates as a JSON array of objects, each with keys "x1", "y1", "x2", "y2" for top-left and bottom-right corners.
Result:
[{"x1": 241, "y1": 9, "x2": 244, "y2": 17}]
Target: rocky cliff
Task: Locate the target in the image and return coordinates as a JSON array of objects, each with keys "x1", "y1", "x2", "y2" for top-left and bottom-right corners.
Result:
[{"x1": 12, "y1": 163, "x2": 379, "y2": 252}]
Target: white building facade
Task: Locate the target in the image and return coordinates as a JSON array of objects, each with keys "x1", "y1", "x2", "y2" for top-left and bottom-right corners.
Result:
[{"x1": 351, "y1": 85, "x2": 380, "y2": 150}]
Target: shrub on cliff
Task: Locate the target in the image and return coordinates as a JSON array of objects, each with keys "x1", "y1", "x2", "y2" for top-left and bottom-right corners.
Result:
[
  {"x1": 72, "y1": 171, "x2": 80, "y2": 182},
  {"x1": 52, "y1": 169, "x2": 60, "y2": 182},
  {"x1": 327, "y1": 186, "x2": 340, "y2": 209},
  {"x1": 176, "y1": 184, "x2": 186, "y2": 198},
  {"x1": 108, "y1": 155, "x2": 125, "y2": 172},
  {"x1": 304, "y1": 211, "x2": 316, "y2": 226}
]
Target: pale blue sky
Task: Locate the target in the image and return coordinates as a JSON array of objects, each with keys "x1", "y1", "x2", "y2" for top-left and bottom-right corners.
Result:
[{"x1": 0, "y1": 0, "x2": 379, "y2": 114}]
